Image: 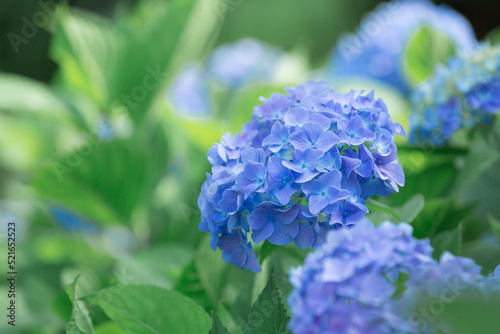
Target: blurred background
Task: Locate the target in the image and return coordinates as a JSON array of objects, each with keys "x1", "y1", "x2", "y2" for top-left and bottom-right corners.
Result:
[{"x1": 0, "y1": 0, "x2": 499, "y2": 333}]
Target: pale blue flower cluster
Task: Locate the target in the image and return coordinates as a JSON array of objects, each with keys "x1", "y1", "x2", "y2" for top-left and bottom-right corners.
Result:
[
  {"x1": 288, "y1": 221, "x2": 500, "y2": 334},
  {"x1": 328, "y1": 0, "x2": 476, "y2": 95},
  {"x1": 198, "y1": 81, "x2": 405, "y2": 272},
  {"x1": 409, "y1": 44, "x2": 500, "y2": 145},
  {"x1": 169, "y1": 39, "x2": 283, "y2": 117}
]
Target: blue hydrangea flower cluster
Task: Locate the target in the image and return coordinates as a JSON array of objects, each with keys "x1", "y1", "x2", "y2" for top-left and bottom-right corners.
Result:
[
  {"x1": 288, "y1": 221, "x2": 500, "y2": 334},
  {"x1": 198, "y1": 81, "x2": 406, "y2": 272},
  {"x1": 328, "y1": 0, "x2": 476, "y2": 95},
  {"x1": 409, "y1": 44, "x2": 500, "y2": 146},
  {"x1": 169, "y1": 39, "x2": 283, "y2": 117}
]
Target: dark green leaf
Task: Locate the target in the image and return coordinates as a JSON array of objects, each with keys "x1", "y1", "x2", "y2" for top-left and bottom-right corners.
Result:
[
  {"x1": 453, "y1": 145, "x2": 500, "y2": 193},
  {"x1": 486, "y1": 26, "x2": 500, "y2": 45},
  {"x1": 462, "y1": 241, "x2": 500, "y2": 275},
  {"x1": 84, "y1": 285, "x2": 211, "y2": 334},
  {"x1": 211, "y1": 311, "x2": 230, "y2": 334},
  {"x1": 394, "y1": 193, "x2": 425, "y2": 224},
  {"x1": 441, "y1": 293, "x2": 500, "y2": 334},
  {"x1": 244, "y1": 274, "x2": 290, "y2": 334},
  {"x1": 259, "y1": 240, "x2": 281, "y2": 263},
  {"x1": 489, "y1": 214, "x2": 500, "y2": 241},
  {"x1": 430, "y1": 224, "x2": 462, "y2": 259},
  {"x1": 271, "y1": 273, "x2": 293, "y2": 317}
]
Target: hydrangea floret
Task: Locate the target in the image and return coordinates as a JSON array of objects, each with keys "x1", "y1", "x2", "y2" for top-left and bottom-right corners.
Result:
[
  {"x1": 409, "y1": 43, "x2": 500, "y2": 145},
  {"x1": 198, "y1": 81, "x2": 405, "y2": 272},
  {"x1": 288, "y1": 221, "x2": 500, "y2": 334}
]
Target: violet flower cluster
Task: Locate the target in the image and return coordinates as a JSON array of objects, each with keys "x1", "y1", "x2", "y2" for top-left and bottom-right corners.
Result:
[
  {"x1": 409, "y1": 44, "x2": 500, "y2": 146},
  {"x1": 329, "y1": 0, "x2": 476, "y2": 95},
  {"x1": 198, "y1": 81, "x2": 405, "y2": 272},
  {"x1": 288, "y1": 221, "x2": 500, "y2": 334}
]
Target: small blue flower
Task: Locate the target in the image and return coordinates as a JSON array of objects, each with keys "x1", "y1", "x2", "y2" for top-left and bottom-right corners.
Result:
[
  {"x1": 262, "y1": 122, "x2": 290, "y2": 153},
  {"x1": 302, "y1": 171, "x2": 350, "y2": 214},
  {"x1": 218, "y1": 229, "x2": 261, "y2": 272},
  {"x1": 410, "y1": 44, "x2": 500, "y2": 145},
  {"x1": 248, "y1": 202, "x2": 299, "y2": 245},
  {"x1": 236, "y1": 162, "x2": 266, "y2": 198},
  {"x1": 338, "y1": 114, "x2": 376, "y2": 145},
  {"x1": 288, "y1": 123, "x2": 339, "y2": 152},
  {"x1": 288, "y1": 221, "x2": 500, "y2": 334}
]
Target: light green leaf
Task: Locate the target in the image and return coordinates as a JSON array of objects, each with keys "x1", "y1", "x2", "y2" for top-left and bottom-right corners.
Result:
[
  {"x1": 94, "y1": 322, "x2": 124, "y2": 334},
  {"x1": 441, "y1": 293, "x2": 500, "y2": 334},
  {"x1": 66, "y1": 274, "x2": 95, "y2": 334},
  {"x1": 84, "y1": 285, "x2": 211, "y2": 334},
  {"x1": 114, "y1": 245, "x2": 195, "y2": 289},
  {"x1": 366, "y1": 198, "x2": 399, "y2": 221},
  {"x1": 51, "y1": 0, "x2": 213, "y2": 124},
  {"x1": 195, "y1": 237, "x2": 229, "y2": 309},
  {"x1": 0, "y1": 73, "x2": 71, "y2": 118},
  {"x1": 404, "y1": 26, "x2": 456, "y2": 85},
  {"x1": 394, "y1": 193, "x2": 425, "y2": 224}
]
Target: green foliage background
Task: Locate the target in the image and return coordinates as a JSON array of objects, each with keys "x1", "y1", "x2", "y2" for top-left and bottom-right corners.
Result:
[{"x1": 0, "y1": 0, "x2": 499, "y2": 333}]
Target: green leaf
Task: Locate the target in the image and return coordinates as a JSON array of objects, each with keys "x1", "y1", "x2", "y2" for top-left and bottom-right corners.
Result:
[
  {"x1": 51, "y1": 0, "x2": 215, "y2": 124},
  {"x1": 195, "y1": 237, "x2": 229, "y2": 309},
  {"x1": 453, "y1": 145, "x2": 500, "y2": 193},
  {"x1": 174, "y1": 260, "x2": 212, "y2": 310},
  {"x1": 488, "y1": 214, "x2": 500, "y2": 241},
  {"x1": 486, "y1": 26, "x2": 500, "y2": 45},
  {"x1": 393, "y1": 193, "x2": 425, "y2": 224},
  {"x1": 66, "y1": 274, "x2": 95, "y2": 334},
  {"x1": 366, "y1": 198, "x2": 399, "y2": 221},
  {"x1": 84, "y1": 285, "x2": 211, "y2": 334},
  {"x1": 210, "y1": 311, "x2": 230, "y2": 334},
  {"x1": 259, "y1": 240, "x2": 281, "y2": 263},
  {"x1": 271, "y1": 273, "x2": 293, "y2": 317},
  {"x1": 410, "y1": 198, "x2": 474, "y2": 239},
  {"x1": 114, "y1": 245, "x2": 195, "y2": 289},
  {"x1": 244, "y1": 274, "x2": 290, "y2": 334},
  {"x1": 430, "y1": 223, "x2": 462, "y2": 259},
  {"x1": 462, "y1": 241, "x2": 500, "y2": 275},
  {"x1": 32, "y1": 130, "x2": 168, "y2": 226},
  {"x1": 0, "y1": 73, "x2": 72, "y2": 118},
  {"x1": 94, "y1": 322, "x2": 124, "y2": 334},
  {"x1": 404, "y1": 26, "x2": 456, "y2": 85},
  {"x1": 440, "y1": 293, "x2": 500, "y2": 334}
]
